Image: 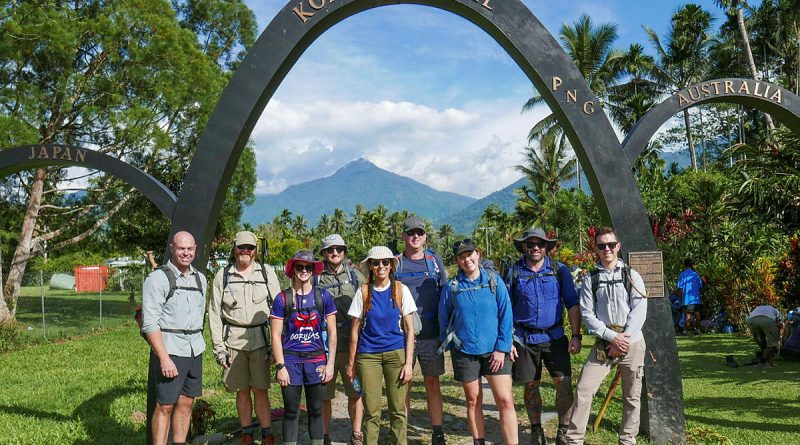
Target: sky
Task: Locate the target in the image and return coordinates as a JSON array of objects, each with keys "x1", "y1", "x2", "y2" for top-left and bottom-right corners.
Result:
[{"x1": 243, "y1": 0, "x2": 729, "y2": 198}]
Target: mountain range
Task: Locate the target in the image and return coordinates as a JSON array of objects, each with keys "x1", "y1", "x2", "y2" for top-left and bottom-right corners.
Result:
[{"x1": 243, "y1": 151, "x2": 692, "y2": 234}]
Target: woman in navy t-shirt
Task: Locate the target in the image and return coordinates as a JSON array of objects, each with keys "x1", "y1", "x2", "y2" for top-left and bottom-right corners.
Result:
[
  {"x1": 270, "y1": 250, "x2": 337, "y2": 445},
  {"x1": 346, "y1": 245, "x2": 416, "y2": 445}
]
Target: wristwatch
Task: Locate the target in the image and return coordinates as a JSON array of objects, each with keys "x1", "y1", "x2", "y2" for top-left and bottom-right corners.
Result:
[
  {"x1": 572, "y1": 333, "x2": 583, "y2": 340},
  {"x1": 276, "y1": 363, "x2": 286, "y2": 370}
]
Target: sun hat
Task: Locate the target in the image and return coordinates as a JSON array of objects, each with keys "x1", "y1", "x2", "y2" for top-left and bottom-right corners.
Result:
[
  {"x1": 284, "y1": 250, "x2": 324, "y2": 278},
  {"x1": 359, "y1": 245, "x2": 400, "y2": 278},
  {"x1": 513, "y1": 228, "x2": 556, "y2": 253},
  {"x1": 234, "y1": 231, "x2": 258, "y2": 247},
  {"x1": 318, "y1": 234, "x2": 347, "y2": 254},
  {"x1": 402, "y1": 216, "x2": 426, "y2": 233},
  {"x1": 453, "y1": 238, "x2": 478, "y2": 256}
]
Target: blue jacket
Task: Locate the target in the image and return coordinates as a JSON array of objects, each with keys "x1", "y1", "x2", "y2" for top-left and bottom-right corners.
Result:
[
  {"x1": 509, "y1": 256, "x2": 579, "y2": 344},
  {"x1": 438, "y1": 268, "x2": 513, "y2": 355}
]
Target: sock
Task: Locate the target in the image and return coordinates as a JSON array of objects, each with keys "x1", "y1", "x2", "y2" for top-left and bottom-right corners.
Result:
[
  {"x1": 433, "y1": 425, "x2": 444, "y2": 434},
  {"x1": 262, "y1": 426, "x2": 273, "y2": 437}
]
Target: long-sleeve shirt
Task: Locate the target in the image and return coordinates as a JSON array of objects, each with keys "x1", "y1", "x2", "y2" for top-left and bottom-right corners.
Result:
[
  {"x1": 580, "y1": 260, "x2": 647, "y2": 343},
  {"x1": 208, "y1": 262, "x2": 281, "y2": 356},
  {"x1": 141, "y1": 261, "x2": 207, "y2": 357},
  {"x1": 438, "y1": 268, "x2": 513, "y2": 355},
  {"x1": 676, "y1": 268, "x2": 703, "y2": 306}
]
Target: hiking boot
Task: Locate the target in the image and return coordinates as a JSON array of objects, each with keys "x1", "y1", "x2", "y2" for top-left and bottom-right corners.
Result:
[
  {"x1": 323, "y1": 434, "x2": 332, "y2": 445},
  {"x1": 530, "y1": 424, "x2": 546, "y2": 445},
  {"x1": 261, "y1": 434, "x2": 276, "y2": 445},
  {"x1": 432, "y1": 430, "x2": 447, "y2": 445},
  {"x1": 555, "y1": 424, "x2": 568, "y2": 445},
  {"x1": 350, "y1": 431, "x2": 364, "y2": 445},
  {"x1": 239, "y1": 432, "x2": 254, "y2": 445}
]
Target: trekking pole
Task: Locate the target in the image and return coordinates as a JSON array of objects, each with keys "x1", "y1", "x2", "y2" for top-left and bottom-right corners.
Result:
[{"x1": 593, "y1": 368, "x2": 621, "y2": 432}]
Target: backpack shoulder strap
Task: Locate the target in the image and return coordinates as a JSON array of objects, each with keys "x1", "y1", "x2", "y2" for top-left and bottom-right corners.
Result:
[
  {"x1": 396, "y1": 254, "x2": 404, "y2": 275},
  {"x1": 158, "y1": 265, "x2": 178, "y2": 302},
  {"x1": 313, "y1": 274, "x2": 320, "y2": 287},
  {"x1": 549, "y1": 257, "x2": 563, "y2": 290},
  {"x1": 347, "y1": 263, "x2": 359, "y2": 288},
  {"x1": 282, "y1": 287, "x2": 294, "y2": 335},
  {"x1": 257, "y1": 261, "x2": 274, "y2": 307},
  {"x1": 488, "y1": 270, "x2": 497, "y2": 294},
  {"x1": 223, "y1": 264, "x2": 233, "y2": 288},
  {"x1": 314, "y1": 287, "x2": 325, "y2": 317},
  {"x1": 392, "y1": 280, "x2": 403, "y2": 310},
  {"x1": 360, "y1": 283, "x2": 371, "y2": 317},
  {"x1": 590, "y1": 269, "x2": 600, "y2": 303},
  {"x1": 449, "y1": 277, "x2": 459, "y2": 295}
]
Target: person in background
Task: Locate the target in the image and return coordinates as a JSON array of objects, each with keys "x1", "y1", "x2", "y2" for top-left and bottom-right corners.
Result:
[
  {"x1": 270, "y1": 250, "x2": 337, "y2": 445},
  {"x1": 439, "y1": 239, "x2": 518, "y2": 445},
  {"x1": 676, "y1": 258, "x2": 703, "y2": 335},
  {"x1": 746, "y1": 304, "x2": 784, "y2": 368},
  {"x1": 347, "y1": 246, "x2": 416, "y2": 445}
]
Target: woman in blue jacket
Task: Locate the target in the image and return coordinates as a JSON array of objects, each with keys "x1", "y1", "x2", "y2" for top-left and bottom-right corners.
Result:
[{"x1": 439, "y1": 239, "x2": 518, "y2": 445}]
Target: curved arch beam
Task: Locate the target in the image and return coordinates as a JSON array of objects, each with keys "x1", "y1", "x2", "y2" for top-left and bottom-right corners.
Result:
[
  {"x1": 0, "y1": 144, "x2": 177, "y2": 219},
  {"x1": 623, "y1": 78, "x2": 800, "y2": 163}
]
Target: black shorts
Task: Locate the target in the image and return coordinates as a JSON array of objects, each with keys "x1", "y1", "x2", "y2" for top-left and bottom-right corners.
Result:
[
  {"x1": 151, "y1": 352, "x2": 203, "y2": 405},
  {"x1": 451, "y1": 348, "x2": 511, "y2": 383},
  {"x1": 512, "y1": 336, "x2": 571, "y2": 383},
  {"x1": 682, "y1": 304, "x2": 698, "y2": 314}
]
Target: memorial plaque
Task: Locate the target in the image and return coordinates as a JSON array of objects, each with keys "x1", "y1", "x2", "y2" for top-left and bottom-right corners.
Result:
[{"x1": 628, "y1": 251, "x2": 665, "y2": 298}]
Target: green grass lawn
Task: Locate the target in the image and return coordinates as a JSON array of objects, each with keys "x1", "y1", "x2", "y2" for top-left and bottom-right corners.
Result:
[{"x1": 0, "y1": 328, "x2": 797, "y2": 444}]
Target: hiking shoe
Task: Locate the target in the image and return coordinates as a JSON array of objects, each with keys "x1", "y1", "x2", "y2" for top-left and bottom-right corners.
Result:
[
  {"x1": 530, "y1": 424, "x2": 546, "y2": 445},
  {"x1": 261, "y1": 434, "x2": 276, "y2": 445},
  {"x1": 432, "y1": 430, "x2": 447, "y2": 445},
  {"x1": 350, "y1": 431, "x2": 364, "y2": 445},
  {"x1": 240, "y1": 432, "x2": 254, "y2": 445},
  {"x1": 555, "y1": 424, "x2": 568, "y2": 445}
]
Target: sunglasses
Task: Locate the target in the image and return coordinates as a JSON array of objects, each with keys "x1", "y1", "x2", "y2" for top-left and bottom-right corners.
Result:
[
  {"x1": 293, "y1": 263, "x2": 315, "y2": 272},
  {"x1": 405, "y1": 229, "x2": 425, "y2": 237},
  {"x1": 324, "y1": 246, "x2": 346, "y2": 254},
  {"x1": 370, "y1": 259, "x2": 392, "y2": 268},
  {"x1": 525, "y1": 241, "x2": 547, "y2": 250},
  {"x1": 237, "y1": 244, "x2": 256, "y2": 252},
  {"x1": 596, "y1": 242, "x2": 619, "y2": 251}
]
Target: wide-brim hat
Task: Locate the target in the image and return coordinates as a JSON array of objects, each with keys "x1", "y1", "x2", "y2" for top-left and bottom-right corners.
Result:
[
  {"x1": 233, "y1": 231, "x2": 258, "y2": 247},
  {"x1": 359, "y1": 245, "x2": 400, "y2": 277},
  {"x1": 513, "y1": 228, "x2": 557, "y2": 253},
  {"x1": 318, "y1": 233, "x2": 347, "y2": 254},
  {"x1": 285, "y1": 249, "x2": 324, "y2": 278}
]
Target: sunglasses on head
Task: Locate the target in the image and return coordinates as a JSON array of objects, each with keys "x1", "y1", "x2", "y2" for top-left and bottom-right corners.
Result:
[
  {"x1": 596, "y1": 242, "x2": 619, "y2": 251},
  {"x1": 525, "y1": 240, "x2": 547, "y2": 250},
  {"x1": 324, "y1": 246, "x2": 346, "y2": 254},
  {"x1": 237, "y1": 244, "x2": 256, "y2": 252},
  {"x1": 370, "y1": 259, "x2": 392, "y2": 268},
  {"x1": 405, "y1": 229, "x2": 425, "y2": 237},
  {"x1": 293, "y1": 263, "x2": 315, "y2": 272}
]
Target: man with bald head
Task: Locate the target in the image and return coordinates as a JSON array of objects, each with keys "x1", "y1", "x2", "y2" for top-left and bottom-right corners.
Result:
[{"x1": 141, "y1": 231, "x2": 208, "y2": 445}]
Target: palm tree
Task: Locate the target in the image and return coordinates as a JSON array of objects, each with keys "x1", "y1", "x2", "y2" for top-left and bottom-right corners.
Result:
[
  {"x1": 331, "y1": 208, "x2": 348, "y2": 236},
  {"x1": 714, "y1": 0, "x2": 776, "y2": 129},
  {"x1": 646, "y1": 4, "x2": 714, "y2": 171},
  {"x1": 514, "y1": 132, "x2": 577, "y2": 209},
  {"x1": 292, "y1": 214, "x2": 308, "y2": 237},
  {"x1": 607, "y1": 44, "x2": 660, "y2": 133}
]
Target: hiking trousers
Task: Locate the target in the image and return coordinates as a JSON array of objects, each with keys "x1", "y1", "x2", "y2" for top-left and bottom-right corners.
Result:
[
  {"x1": 566, "y1": 339, "x2": 646, "y2": 445},
  {"x1": 356, "y1": 348, "x2": 408, "y2": 445}
]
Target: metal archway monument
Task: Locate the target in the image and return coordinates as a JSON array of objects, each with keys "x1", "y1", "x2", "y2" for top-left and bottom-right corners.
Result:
[{"x1": 6, "y1": 0, "x2": 800, "y2": 443}]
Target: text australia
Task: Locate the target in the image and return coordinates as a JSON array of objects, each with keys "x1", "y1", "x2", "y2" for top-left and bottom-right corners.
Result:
[{"x1": 293, "y1": 0, "x2": 493, "y2": 24}]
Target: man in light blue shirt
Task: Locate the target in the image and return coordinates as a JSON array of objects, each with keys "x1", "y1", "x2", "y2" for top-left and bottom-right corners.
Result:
[
  {"x1": 676, "y1": 258, "x2": 703, "y2": 335},
  {"x1": 141, "y1": 231, "x2": 207, "y2": 445}
]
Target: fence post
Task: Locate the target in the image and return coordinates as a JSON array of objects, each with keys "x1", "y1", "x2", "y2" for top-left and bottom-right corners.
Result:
[
  {"x1": 99, "y1": 268, "x2": 103, "y2": 327},
  {"x1": 40, "y1": 270, "x2": 46, "y2": 338}
]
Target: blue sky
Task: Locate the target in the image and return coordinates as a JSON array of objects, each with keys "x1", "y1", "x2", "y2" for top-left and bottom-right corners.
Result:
[{"x1": 244, "y1": 0, "x2": 729, "y2": 198}]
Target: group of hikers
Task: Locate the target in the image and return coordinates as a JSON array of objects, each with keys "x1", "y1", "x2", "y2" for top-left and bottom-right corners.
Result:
[{"x1": 140, "y1": 217, "x2": 649, "y2": 445}]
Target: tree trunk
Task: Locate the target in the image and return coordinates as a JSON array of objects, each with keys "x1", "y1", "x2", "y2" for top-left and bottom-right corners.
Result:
[
  {"x1": 1, "y1": 168, "x2": 47, "y2": 324},
  {"x1": 737, "y1": 8, "x2": 775, "y2": 130},
  {"x1": 683, "y1": 109, "x2": 698, "y2": 171}
]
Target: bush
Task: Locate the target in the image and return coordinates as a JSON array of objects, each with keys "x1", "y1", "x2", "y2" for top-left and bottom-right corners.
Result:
[{"x1": 0, "y1": 323, "x2": 19, "y2": 353}]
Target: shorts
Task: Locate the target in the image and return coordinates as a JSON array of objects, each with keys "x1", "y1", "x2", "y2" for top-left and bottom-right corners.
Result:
[
  {"x1": 682, "y1": 304, "x2": 699, "y2": 314},
  {"x1": 512, "y1": 336, "x2": 571, "y2": 383},
  {"x1": 152, "y1": 353, "x2": 203, "y2": 405},
  {"x1": 222, "y1": 346, "x2": 271, "y2": 392},
  {"x1": 451, "y1": 348, "x2": 512, "y2": 383},
  {"x1": 412, "y1": 337, "x2": 445, "y2": 376},
  {"x1": 324, "y1": 350, "x2": 361, "y2": 400},
  {"x1": 285, "y1": 360, "x2": 327, "y2": 386}
]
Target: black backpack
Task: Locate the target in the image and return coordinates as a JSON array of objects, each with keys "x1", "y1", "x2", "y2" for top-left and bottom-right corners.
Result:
[
  {"x1": 157, "y1": 265, "x2": 205, "y2": 334},
  {"x1": 589, "y1": 266, "x2": 633, "y2": 305}
]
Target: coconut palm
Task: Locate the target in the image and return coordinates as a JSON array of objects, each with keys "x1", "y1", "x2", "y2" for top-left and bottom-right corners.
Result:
[{"x1": 645, "y1": 3, "x2": 714, "y2": 171}]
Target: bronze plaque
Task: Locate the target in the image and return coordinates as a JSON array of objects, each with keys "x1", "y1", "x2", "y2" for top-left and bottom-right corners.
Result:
[{"x1": 627, "y1": 251, "x2": 665, "y2": 298}]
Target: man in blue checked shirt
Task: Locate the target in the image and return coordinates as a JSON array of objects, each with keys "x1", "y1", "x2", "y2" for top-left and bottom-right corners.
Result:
[{"x1": 507, "y1": 228, "x2": 581, "y2": 445}]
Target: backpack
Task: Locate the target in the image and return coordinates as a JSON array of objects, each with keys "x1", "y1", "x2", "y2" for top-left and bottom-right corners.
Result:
[
  {"x1": 360, "y1": 281, "x2": 422, "y2": 335},
  {"x1": 395, "y1": 249, "x2": 442, "y2": 290},
  {"x1": 506, "y1": 257, "x2": 563, "y2": 306},
  {"x1": 313, "y1": 262, "x2": 359, "y2": 293},
  {"x1": 589, "y1": 266, "x2": 633, "y2": 306},
  {"x1": 280, "y1": 286, "x2": 328, "y2": 357},
  {"x1": 438, "y1": 268, "x2": 498, "y2": 354},
  {"x1": 156, "y1": 265, "x2": 205, "y2": 335},
  {"x1": 220, "y1": 262, "x2": 275, "y2": 342}
]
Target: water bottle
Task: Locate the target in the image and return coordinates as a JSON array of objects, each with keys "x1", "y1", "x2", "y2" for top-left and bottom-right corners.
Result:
[{"x1": 352, "y1": 376, "x2": 362, "y2": 395}]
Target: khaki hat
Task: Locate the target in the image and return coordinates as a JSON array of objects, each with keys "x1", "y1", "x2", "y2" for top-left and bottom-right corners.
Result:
[
  {"x1": 359, "y1": 245, "x2": 400, "y2": 278},
  {"x1": 234, "y1": 231, "x2": 258, "y2": 247}
]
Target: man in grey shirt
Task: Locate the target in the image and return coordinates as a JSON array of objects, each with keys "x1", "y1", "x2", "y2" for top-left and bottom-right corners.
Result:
[
  {"x1": 141, "y1": 231, "x2": 207, "y2": 445},
  {"x1": 566, "y1": 227, "x2": 647, "y2": 445}
]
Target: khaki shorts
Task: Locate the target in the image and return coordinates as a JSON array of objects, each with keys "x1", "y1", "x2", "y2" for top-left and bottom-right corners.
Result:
[
  {"x1": 323, "y1": 350, "x2": 361, "y2": 400},
  {"x1": 222, "y1": 346, "x2": 271, "y2": 392}
]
